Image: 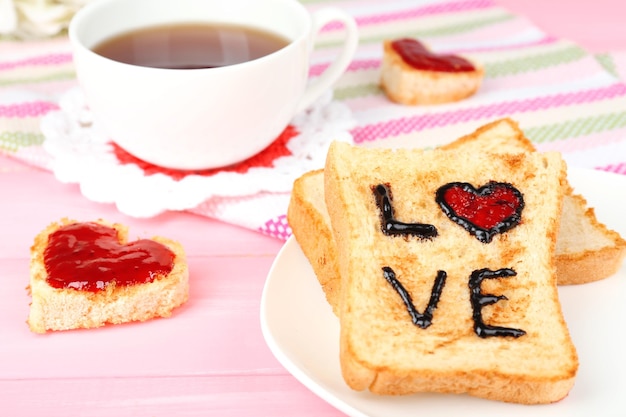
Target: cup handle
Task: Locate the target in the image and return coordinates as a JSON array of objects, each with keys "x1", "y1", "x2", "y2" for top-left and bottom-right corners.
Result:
[{"x1": 295, "y1": 7, "x2": 359, "y2": 114}]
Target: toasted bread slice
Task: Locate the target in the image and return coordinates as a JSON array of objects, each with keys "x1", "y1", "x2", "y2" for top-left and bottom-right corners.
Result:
[
  {"x1": 27, "y1": 218, "x2": 189, "y2": 333},
  {"x1": 441, "y1": 120, "x2": 626, "y2": 285},
  {"x1": 555, "y1": 192, "x2": 626, "y2": 284},
  {"x1": 324, "y1": 141, "x2": 577, "y2": 404},
  {"x1": 288, "y1": 169, "x2": 341, "y2": 315},
  {"x1": 380, "y1": 39, "x2": 483, "y2": 105},
  {"x1": 287, "y1": 119, "x2": 626, "y2": 316}
]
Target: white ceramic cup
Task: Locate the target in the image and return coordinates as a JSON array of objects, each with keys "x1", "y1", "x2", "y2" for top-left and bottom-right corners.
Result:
[{"x1": 69, "y1": 0, "x2": 358, "y2": 170}]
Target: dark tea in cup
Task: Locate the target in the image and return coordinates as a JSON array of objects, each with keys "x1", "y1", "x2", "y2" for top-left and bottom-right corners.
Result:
[{"x1": 92, "y1": 23, "x2": 290, "y2": 69}]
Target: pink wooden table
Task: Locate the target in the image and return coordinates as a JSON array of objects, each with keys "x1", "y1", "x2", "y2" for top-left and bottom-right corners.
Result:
[{"x1": 1, "y1": 1, "x2": 626, "y2": 415}]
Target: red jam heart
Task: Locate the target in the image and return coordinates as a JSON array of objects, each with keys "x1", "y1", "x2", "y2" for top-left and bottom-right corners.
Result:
[
  {"x1": 436, "y1": 181, "x2": 524, "y2": 243},
  {"x1": 391, "y1": 38, "x2": 475, "y2": 73},
  {"x1": 43, "y1": 222, "x2": 175, "y2": 292}
]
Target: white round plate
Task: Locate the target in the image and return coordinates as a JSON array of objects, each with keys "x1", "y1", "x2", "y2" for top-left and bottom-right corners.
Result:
[{"x1": 260, "y1": 167, "x2": 626, "y2": 417}]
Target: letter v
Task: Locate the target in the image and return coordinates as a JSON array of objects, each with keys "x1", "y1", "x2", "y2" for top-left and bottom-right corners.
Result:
[{"x1": 382, "y1": 266, "x2": 447, "y2": 329}]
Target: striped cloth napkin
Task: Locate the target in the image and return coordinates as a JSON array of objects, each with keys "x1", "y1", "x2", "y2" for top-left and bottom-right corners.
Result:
[{"x1": 1, "y1": 0, "x2": 626, "y2": 239}]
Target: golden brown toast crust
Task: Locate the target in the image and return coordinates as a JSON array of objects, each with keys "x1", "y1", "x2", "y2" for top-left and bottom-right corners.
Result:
[
  {"x1": 380, "y1": 40, "x2": 484, "y2": 105},
  {"x1": 287, "y1": 170, "x2": 342, "y2": 316},
  {"x1": 324, "y1": 142, "x2": 577, "y2": 404},
  {"x1": 27, "y1": 218, "x2": 189, "y2": 333},
  {"x1": 554, "y1": 190, "x2": 626, "y2": 284}
]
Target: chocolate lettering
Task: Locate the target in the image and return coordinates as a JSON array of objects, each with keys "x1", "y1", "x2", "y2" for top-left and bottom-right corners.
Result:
[
  {"x1": 382, "y1": 267, "x2": 447, "y2": 329},
  {"x1": 468, "y1": 268, "x2": 526, "y2": 338},
  {"x1": 374, "y1": 182, "x2": 526, "y2": 339},
  {"x1": 373, "y1": 184, "x2": 438, "y2": 239}
]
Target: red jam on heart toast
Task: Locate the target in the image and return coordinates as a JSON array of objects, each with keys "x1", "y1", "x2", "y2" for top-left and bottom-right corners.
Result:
[
  {"x1": 390, "y1": 38, "x2": 476, "y2": 72},
  {"x1": 44, "y1": 222, "x2": 175, "y2": 292},
  {"x1": 27, "y1": 219, "x2": 189, "y2": 333}
]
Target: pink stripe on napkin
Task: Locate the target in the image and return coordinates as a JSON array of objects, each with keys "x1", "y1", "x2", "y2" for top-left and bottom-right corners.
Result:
[
  {"x1": 309, "y1": 58, "x2": 380, "y2": 77},
  {"x1": 598, "y1": 162, "x2": 626, "y2": 175},
  {"x1": 0, "y1": 53, "x2": 73, "y2": 71},
  {"x1": 323, "y1": 0, "x2": 495, "y2": 31},
  {"x1": 0, "y1": 101, "x2": 59, "y2": 118},
  {"x1": 351, "y1": 83, "x2": 626, "y2": 143}
]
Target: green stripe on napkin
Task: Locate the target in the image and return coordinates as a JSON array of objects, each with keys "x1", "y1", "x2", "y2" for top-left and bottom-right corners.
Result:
[
  {"x1": 0, "y1": 131, "x2": 45, "y2": 152},
  {"x1": 525, "y1": 112, "x2": 626, "y2": 143}
]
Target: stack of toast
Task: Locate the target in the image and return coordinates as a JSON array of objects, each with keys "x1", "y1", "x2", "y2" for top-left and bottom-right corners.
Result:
[{"x1": 287, "y1": 118, "x2": 626, "y2": 404}]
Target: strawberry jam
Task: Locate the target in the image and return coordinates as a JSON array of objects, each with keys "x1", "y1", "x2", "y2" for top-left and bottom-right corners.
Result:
[
  {"x1": 436, "y1": 181, "x2": 524, "y2": 243},
  {"x1": 391, "y1": 38, "x2": 475, "y2": 72},
  {"x1": 43, "y1": 222, "x2": 175, "y2": 292}
]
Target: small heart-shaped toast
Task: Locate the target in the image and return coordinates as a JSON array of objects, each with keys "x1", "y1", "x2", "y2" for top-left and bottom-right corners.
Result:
[
  {"x1": 27, "y1": 218, "x2": 189, "y2": 333},
  {"x1": 380, "y1": 38, "x2": 483, "y2": 105}
]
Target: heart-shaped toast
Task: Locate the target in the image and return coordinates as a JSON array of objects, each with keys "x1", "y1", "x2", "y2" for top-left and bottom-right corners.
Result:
[
  {"x1": 436, "y1": 181, "x2": 524, "y2": 243},
  {"x1": 43, "y1": 222, "x2": 175, "y2": 292},
  {"x1": 380, "y1": 38, "x2": 483, "y2": 105}
]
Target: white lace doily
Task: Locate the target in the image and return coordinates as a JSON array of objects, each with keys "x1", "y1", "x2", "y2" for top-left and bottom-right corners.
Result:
[{"x1": 41, "y1": 87, "x2": 355, "y2": 217}]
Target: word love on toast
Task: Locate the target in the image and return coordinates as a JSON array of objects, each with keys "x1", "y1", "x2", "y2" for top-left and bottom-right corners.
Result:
[
  {"x1": 374, "y1": 181, "x2": 526, "y2": 338},
  {"x1": 323, "y1": 141, "x2": 578, "y2": 403}
]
